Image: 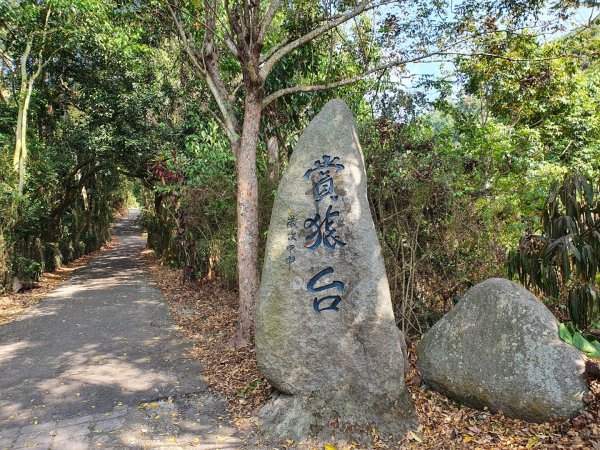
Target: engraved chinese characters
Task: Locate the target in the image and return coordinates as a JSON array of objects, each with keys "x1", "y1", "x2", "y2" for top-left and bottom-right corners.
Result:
[
  {"x1": 303, "y1": 205, "x2": 346, "y2": 251},
  {"x1": 303, "y1": 154, "x2": 346, "y2": 312},
  {"x1": 285, "y1": 215, "x2": 297, "y2": 270},
  {"x1": 303, "y1": 155, "x2": 345, "y2": 202},
  {"x1": 307, "y1": 267, "x2": 343, "y2": 313},
  {"x1": 304, "y1": 156, "x2": 346, "y2": 252},
  {"x1": 256, "y1": 99, "x2": 416, "y2": 442}
]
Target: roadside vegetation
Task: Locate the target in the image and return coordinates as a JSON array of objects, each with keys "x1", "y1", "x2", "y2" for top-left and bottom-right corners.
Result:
[{"x1": 1, "y1": 0, "x2": 599, "y2": 447}]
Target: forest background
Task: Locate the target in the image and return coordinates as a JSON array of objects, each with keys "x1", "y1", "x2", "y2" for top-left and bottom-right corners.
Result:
[{"x1": 0, "y1": 0, "x2": 599, "y2": 345}]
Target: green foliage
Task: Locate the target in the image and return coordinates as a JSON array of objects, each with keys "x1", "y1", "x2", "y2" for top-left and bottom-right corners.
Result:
[
  {"x1": 508, "y1": 174, "x2": 600, "y2": 330},
  {"x1": 455, "y1": 24, "x2": 600, "y2": 180},
  {"x1": 14, "y1": 256, "x2": 42, "y2": 281},
  {"x1": 262, "y1": 0, "x2": 373, "y2": 156},
  {"x1": 0, "y1": 0, "x2": 596, "y2": 340},
  {"x1": 362, "y1": 111, "x2": 511, "y2": 336},
  {"x1": 559, "y1": 321, "x2": 600, "y2": 357},
  {"x1": 558, "y1": 322, "x2": 575, "y2": 345},
  {"x1": 235, "y1": 378, "x2": 263, "y2": 397},
  {"x1": 356, "y1": 22, "x2": 600, "y2": 336},
  {"x1": 141, "y1": 104, "x2": 240, "y2": 285},
  {"x1": 0, "y1": 0, "x2": 158, "y2": 290}
]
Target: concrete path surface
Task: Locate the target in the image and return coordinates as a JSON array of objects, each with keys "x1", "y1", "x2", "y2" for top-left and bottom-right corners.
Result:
[{"x1": 0, "y1": 210, "x2": 240, "y2": 449}]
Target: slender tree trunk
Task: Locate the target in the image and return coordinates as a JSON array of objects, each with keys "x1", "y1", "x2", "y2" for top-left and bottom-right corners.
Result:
[
  {"x1": 13, "y1": 94, "x2": 24, "y2": 174},
  {"x1": 13, "y1": 11, "x2": 48, "y2": 196},
  {"x1": 14, "y1": 91, "x2": 31, "y2": 196},
  {"x1": 16, "y1": 80, "x2": 34, "y2": 195},
  {"x1": 235, "y1": 86, "x2": 263, "y2": 346},
  {"x1": 13, "y1": 39, "x2": 33, "y2": 196},
  {"x1": 14, "y1": 87, "x2": 28, "y2": 195}
]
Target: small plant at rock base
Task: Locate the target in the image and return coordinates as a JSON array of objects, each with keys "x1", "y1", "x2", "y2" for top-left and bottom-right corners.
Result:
[
  {"x1": 508, "y1": 173, "x2": 600, "y2": 331},
  {"x1": 559, "y1": 321, "x2": 600, "y2": 357}
]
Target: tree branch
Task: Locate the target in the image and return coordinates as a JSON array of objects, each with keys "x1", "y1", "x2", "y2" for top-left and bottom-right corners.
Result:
[
  {"x1": 0, "y1": 49, "x2": 12, "y2": 70},
  {"x1": 204, "y1": 71, "x2": 240, "y2": 145},
  {"x1": 31, "y1": 5, "x2": 52, "y2": 82},
  {"x1": 116, "y1": 168, "x2": 155, "y2": 189},
  {"x1": 200, "y1": 0, "x2": 240, "y2": 57},
  {"x1": 165, "y1": 0, "x2": 239, "y2": 59},
  {"x1": 260, "y1": 0, "x2": 394, "y2": 77},
  {"x1": 166, "y1": 0, "x2": 240, "y2": 144},
  {"x1": 262, "y1": 52, "x2": 436, "y2": 108},
  {"x1": 165, "y1": 1, "x2": 206, "y2": 76},
  {"x1": 51, "y1": 163, "x2": 112, "y2": 218},
  {"x1": 200, "y1": 0, "x2": 241, "y2": 144},
  {"x1": 62, "y1": 157, "x2": 96, "y2": 183},
  {"x1": 262, "y1": 49, "x2": 594, "y2": 109},
  {"x1": 438, "y1": 50, "x2": 598, "y2": 62},
  {"x1": 198, "y1": 101, "x2": 227, "y2": 131},
  {"x1": 257, "y1": 0, "x2": 281, "y2": 45},
  {"x1": 19, "y1": 39, "x2": 32, "y2": 90}
]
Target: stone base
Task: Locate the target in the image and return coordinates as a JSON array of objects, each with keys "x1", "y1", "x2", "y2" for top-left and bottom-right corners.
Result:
[{"x1": 258, "y1": 390, "x2": 417, "y2": 446}]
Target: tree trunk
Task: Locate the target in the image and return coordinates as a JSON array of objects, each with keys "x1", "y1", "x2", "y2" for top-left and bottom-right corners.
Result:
[
  {"x1": 13, "y1": 95, "x2": 24, "y2": 177},
  {"x1": 234, "y1": 86, "x2": 263, "y2": 347},
  {"x1": 13, "y1": 40, "x2": 33, "y2": 196},
  {"x1": 14, "y1": 94, "x2": 29, "y2": 196},
  {"x1": 16, "y1": 80, "x2": 34, "y2": 195}
]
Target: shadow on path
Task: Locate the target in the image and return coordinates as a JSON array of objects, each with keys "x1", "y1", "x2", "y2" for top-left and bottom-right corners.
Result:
[{"x1": 0, "y1": 210, "x2": 240, "y2": 449}]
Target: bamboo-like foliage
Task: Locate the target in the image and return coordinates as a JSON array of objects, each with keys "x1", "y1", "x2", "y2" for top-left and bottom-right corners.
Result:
[{"x1": 508, "y1": 173, "x2": 600, "y2": 330}]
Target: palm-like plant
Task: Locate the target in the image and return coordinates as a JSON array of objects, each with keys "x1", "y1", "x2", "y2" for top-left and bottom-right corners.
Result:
[{"x1": 508, "y1": 173, "x2": 600, "y2": 330}]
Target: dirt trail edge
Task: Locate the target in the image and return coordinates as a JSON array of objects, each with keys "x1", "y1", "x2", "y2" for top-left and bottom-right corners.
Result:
[{"x1": 0, "y1": 210, "x2": 240, "y2": 449}]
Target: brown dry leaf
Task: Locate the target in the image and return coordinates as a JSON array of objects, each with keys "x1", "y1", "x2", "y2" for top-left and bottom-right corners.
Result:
[
  {"x1": 140, "y1": 249, "x2": 272, "y2": 424},
  {"x1": 142, "y1": 248, "x2": 600, "y2": 449}
]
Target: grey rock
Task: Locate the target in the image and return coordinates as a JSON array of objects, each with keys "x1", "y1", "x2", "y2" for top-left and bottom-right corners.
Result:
[
  {"x1": 256, "y1": 99, "x2": 416, "y2": 441},
  {"x1": 11, "y1": 276, "x2": 22, "y2": 293},
  {"x1": 416, "y1": 278, "x2": 589, "y2": 422},
  {"x1": 10, "y1": 276, "x2": 39, "y2": 293}
]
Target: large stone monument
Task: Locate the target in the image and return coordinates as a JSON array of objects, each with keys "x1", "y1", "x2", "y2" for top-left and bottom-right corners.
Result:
[{"x1": 256, "y1": 99, "x2": 416, "y2": 442}]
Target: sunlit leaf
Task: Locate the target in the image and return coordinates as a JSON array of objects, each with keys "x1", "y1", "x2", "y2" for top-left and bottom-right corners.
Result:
[{"x1": 558, "y1": 323, "x2": 573, "y2": 345}]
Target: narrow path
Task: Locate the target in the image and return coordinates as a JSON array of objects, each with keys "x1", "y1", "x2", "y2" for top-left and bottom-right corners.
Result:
[{"x1": 0, "y1": 210, "x2": 240, "y2": 449}]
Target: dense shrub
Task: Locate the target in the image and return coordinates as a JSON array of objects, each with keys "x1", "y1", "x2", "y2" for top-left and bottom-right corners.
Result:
[{"x1": 363, "y1": 117, "x2": 507, "y2": 337}]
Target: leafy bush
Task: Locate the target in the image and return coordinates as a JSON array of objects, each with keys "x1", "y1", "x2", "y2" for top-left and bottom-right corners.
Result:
[
  {"x1": 508, "y1": 173, "x2": 600, "y2": 330},
  {"x1": 362, "y1": 115, "x2": 510, "y2": 337},
  {"x1": 14, "y1": 256, "x2": 42, "y2": 281}
]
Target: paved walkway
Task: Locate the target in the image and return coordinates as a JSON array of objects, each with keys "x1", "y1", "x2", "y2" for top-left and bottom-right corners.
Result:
[{"x1": 0, "y1": 210, "x2": 240, "y2": 449}]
